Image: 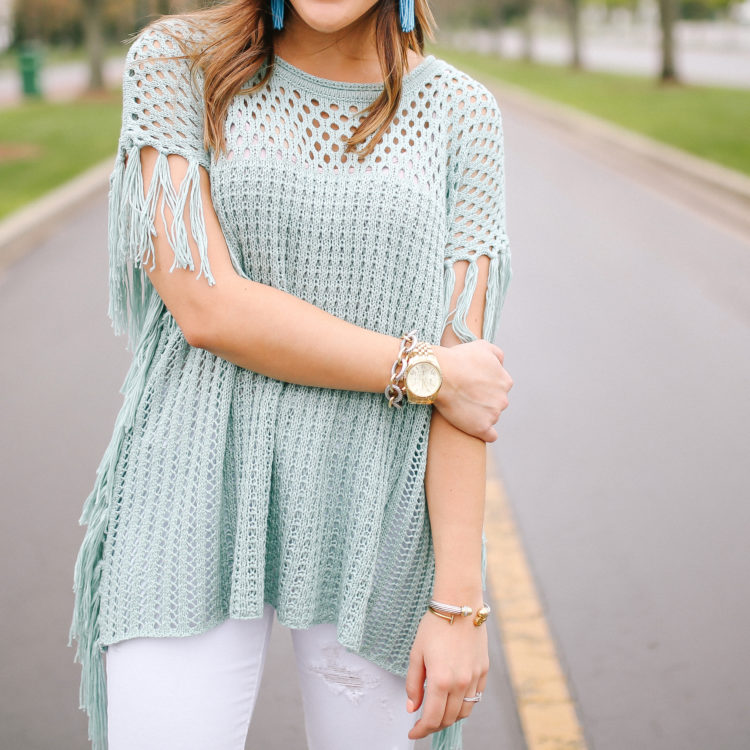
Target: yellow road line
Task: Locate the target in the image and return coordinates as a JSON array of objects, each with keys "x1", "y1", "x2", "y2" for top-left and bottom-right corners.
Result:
[{"x1": 485, "y1": 453, "x2": 588, "y2": 750}]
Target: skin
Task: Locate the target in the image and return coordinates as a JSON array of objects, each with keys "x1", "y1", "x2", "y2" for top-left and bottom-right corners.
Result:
[
  {"x1": 272, "y1": 0, "x2": 425, "y2": 79},
  {"x1": 138, "y1": 0, "x2": 514, "y2": 740}
]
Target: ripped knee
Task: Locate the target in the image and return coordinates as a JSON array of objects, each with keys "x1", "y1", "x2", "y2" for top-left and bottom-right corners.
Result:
[{"x1": 306, "y1": 643, "x2": 382, "y2": 705}]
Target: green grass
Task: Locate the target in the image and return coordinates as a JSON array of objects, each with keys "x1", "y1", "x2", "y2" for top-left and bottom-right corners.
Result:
[
  {"x1": 427, "y1": 43, "x2": 750, "y2": 178},
  {"x1": 0, "y1": 90, "x2": 122, "y2": 220}
]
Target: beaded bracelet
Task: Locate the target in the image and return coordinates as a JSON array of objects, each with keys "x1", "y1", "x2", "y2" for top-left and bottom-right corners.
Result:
[{"x1": 384, "y1": 329, "x2": 419, "y2": 408}]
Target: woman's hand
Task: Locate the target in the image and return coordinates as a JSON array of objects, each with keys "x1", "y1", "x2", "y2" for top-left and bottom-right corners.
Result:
[
  {"x1": 433, "y1": 340, "x2": 513, "y2": 442},
  {"x1": 404, "y1": 609, "x2": 490, "y2": 740}
]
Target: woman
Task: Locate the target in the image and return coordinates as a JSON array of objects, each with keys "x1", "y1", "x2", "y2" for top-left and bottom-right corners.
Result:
[{"x1": 68, "y1": 1, "x2": 513, "y2": 749}]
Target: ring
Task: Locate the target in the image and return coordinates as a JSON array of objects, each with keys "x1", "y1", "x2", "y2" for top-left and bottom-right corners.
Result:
[{"x1": 462, "y1": 691, "x2": 482, "y2": 703}]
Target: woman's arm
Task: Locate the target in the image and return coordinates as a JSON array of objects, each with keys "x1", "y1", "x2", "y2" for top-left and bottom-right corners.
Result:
[
  {"x1": 403, "y1": 79, "x2": 514, "y2": 741},
  {"x1": 138, "y1": 147, "x2": 509, "y2": 441},
  {"x1": 404, "y1": 256, "x2": 509, "y2": 741}
]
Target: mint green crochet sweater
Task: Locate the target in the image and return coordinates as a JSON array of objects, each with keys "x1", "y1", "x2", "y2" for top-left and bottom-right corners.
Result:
[{"x1": 68, "y1": 17, "x2": 512, "y2": 750}]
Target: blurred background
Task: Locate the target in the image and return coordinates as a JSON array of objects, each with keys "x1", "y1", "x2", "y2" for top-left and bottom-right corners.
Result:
[{"x1": 1, "y1": 0, "x2": 748, "y2": 748}]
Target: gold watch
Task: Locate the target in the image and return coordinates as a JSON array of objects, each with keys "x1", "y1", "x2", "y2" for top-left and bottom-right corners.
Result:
[{"x1": 404, "y1": 341, "x2": 442, "y2": 404}]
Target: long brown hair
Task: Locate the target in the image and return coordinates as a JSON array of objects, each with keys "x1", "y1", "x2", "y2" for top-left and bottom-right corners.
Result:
[{"x1": 126, "y1": 0, "x2": 437, "y2": 161}]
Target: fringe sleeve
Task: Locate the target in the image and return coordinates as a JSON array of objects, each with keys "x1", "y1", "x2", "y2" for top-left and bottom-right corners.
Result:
[
  {"x1": 442, "y1": 83, "x2": 512, "y2": 346},
  {"x1": 108, "y1": 17, "x2": 215, "y2": 352}
]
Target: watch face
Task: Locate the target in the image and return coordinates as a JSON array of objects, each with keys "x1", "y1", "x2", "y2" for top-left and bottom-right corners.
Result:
[{"x1": 406, "y1": 361, "x2": 442, "y2": 398}]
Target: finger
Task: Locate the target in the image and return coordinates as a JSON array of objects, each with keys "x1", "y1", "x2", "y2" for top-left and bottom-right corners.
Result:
[
  {"x1": 408, "y1": 679, "x2": 448, "y2": 740},
  {"x1": 440, "y1": 685, "x2": 467, "y2": 729},
  {"x1": 461, "y1": 668, "x2": 489, "y2": 720},
  {"x1": 405, "y1": 652, "x2": 426, "y2": 713},
  {"x1": 489, "y1": 343, "x2": 505, "y2": 364},
  {"x1": 499, "y1": 392, "x2": 510, "y2": 412},
  {"x1": 457, "y1": 676, "x2": 481, "y2": 720},
  {"x1": 477, "y1": 669, "x2": 488, "y2": 696},
  {"x1": 502, "y1": 369, "x2": 514, "y2": 392}
]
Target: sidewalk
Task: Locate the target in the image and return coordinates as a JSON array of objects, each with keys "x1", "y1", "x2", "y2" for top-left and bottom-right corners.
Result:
[
  {"x1": 446, "y1": 23, "x2": 750, "y2": 89},
  {"x1": 0, "y1": 56, "x2": 125, "y2": 107}
]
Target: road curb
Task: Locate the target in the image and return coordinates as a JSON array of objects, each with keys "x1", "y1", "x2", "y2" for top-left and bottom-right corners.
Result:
[
  {"x1": 0, "y1": 154, "x2": 114, "y2": 275},
  {"x1": 467, "y1": 69, "x2": 750, "y2": 208}
]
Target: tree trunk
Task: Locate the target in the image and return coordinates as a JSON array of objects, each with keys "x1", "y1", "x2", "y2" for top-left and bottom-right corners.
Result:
[
  {"x1": 567, "y1": 0, "x2": 582, "y2": 69},
  {"x1": 135, "y1": 0, "x2": 151, "y2": 29},
  {"x1": 81, "y1": 0, "x2": 104, "y2": 92},
  {"x1": 658, "y1": 0, "x2": 678, "y2": 81},
  {"x1": 493, "y1": 26, "x2": 504, "y2": 58},
  {"x1": 522, "y1": 0, "x2": 534, "y2": 62}
]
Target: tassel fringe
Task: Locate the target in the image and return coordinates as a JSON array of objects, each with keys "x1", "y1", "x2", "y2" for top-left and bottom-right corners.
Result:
[
  {"x1": 400, "y1": 0, "x2": 415, "y2": 33},
  {"x1": 432, "y1": 718, "x2": 466, "y2": 750},
  {"x1": 107, "y1": 142, "x2": 215, "y2": 353},
  {"x1": 69, "y1": 141, "x2": 215, "y2": 750},
  {"x1": 442, "y1": 245, "x2": 512, "y2": 346},
  {"x1": 67, "y1": 307, "x2": 163, "y2": 750}
]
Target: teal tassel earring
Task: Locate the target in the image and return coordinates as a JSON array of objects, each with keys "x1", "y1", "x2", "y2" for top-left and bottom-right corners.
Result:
[
  {"x1": 271, "y1": 0, "x2": 284, "y2": 29},
  {"x1": 399, "y1": 0, "x2": 415, "y2": 32},
  {"x1": 271, "y1": 0, "x2": 411, "y2": 33}
]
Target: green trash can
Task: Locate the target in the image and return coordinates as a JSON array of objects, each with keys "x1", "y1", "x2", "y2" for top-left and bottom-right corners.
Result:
[{"x1": 18, "y1": 43, "x2": 44, "y2": 98}]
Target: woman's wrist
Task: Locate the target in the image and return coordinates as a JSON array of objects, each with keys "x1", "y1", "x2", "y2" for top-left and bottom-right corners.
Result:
[
  {"x1": 432, "y1": 581, "x2": 484, "y2": 604},
  {"x1": 428, "y1": 587, "x2": 486, "y2": 628},
  {"x1": 429, "y1": 538, "x2": 485, "y2": 612},
  {"x1": 382, "y1": 334, "x2": 454, "y2": 409},
  {"x1": 432, "y1": 344, "x2": 458, "y2": 410}
]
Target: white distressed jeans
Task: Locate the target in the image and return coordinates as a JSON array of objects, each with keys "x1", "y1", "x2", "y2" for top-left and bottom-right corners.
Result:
[{"x1": 105, "y1": 603, "x2": 417, "y2": 750}]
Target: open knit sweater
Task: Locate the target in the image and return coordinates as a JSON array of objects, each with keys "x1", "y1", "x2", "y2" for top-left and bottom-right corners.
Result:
[{"x1": 68, "y1": 17, "x2": 512, "y2": 750}]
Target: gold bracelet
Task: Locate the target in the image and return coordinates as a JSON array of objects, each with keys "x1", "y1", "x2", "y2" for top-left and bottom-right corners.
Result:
[
  {"x1": 473, "y1": 604, "x2": 491, "y2": 627},
  {"x1": 384, "y1": 330, "x2": 418, "y2": 408},
  {"x1": 428, "y1": 600, "x2": 492, "y2": 627},
  {"x1": 428, "y1": 605, "x2": 456, "y2": 624}
]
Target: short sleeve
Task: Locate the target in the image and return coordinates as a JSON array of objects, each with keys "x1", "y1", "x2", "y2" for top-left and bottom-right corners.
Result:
[
  {"x1": 107, "y1": 18, "x2": 215, "y2": 351},
  {"x1": 120, "y1": 19, "x2": 211, "y2": 170},
  {"x1": 442, "y1": 80, "x2": 512, "y2": 344}
]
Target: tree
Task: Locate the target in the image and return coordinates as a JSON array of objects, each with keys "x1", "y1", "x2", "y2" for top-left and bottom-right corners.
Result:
[
  {"x1": 81, "y1": 0, "x2": 105, "y2": 90},
  {"x1": 657, "y1": 0, "x2": 678, "y2": 81},
  {"x1": 520, "y1": 0, "x2": 534, "y2": 61},
  {"x1": 565, "y1": 0, "x2": 582, "y2": 69}
]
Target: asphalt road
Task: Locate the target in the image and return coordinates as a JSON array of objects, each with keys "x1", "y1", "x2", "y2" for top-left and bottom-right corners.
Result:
[
  {"x1": 490, "y1": 97, "x2": 750, "y2": 749},
  {"x1": 1, "y1": 88, "x2": 749, "y2": 750}
]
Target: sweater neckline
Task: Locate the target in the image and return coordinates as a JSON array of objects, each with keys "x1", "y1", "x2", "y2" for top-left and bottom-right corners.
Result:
[{"x1": 268, "y1": 52, "x2": 440, "y2": 99}]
